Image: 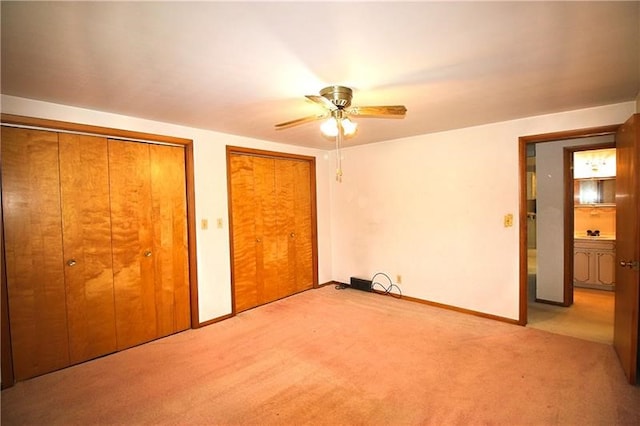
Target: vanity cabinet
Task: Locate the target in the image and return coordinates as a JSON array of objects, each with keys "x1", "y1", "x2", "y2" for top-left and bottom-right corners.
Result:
[{"x1": 573, "y1": 239, "x2": 616, "y2": 290}]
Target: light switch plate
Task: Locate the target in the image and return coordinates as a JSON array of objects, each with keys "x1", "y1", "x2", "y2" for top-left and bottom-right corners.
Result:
[{"x1": 504, "y1": 213, "x2": 513, "y2": 227}]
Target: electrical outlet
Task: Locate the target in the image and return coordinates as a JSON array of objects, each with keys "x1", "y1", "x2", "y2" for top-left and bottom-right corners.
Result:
[
  {"x1": 396, "y1": 274, "x2": 402, "y2": 284},
  {"x1": 504, "y1": 213, "x2": 513, "y2": 228}
]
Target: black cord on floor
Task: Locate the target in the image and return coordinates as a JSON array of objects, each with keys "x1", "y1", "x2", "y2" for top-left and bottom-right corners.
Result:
[{"x1": 371, "y1": 272, "x2": 402, "y2": 298}]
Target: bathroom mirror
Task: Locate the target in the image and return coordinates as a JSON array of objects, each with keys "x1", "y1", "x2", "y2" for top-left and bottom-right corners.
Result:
[{"x1": 574, "y1": 178, "x2": 616, "y2": 205}]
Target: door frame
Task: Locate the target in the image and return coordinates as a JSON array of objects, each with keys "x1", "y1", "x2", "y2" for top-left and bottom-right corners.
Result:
[
  {"x1": 1, "y1": 114, "x2": 200, "y2": 388},
  {"x1": 226, "y1": 146, "x2": 320, "y2": 315},
  {"x1": 518, "y1": 124, "x2": 620, "y2": 325}
]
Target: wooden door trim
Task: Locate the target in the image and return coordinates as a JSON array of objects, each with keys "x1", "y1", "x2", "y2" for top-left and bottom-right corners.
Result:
[
  {"x1": 1, "y1": 114, "x2": 193, "y2": 146},
  {"x1": 518, "y1": 124, "x2": 620, "y2": 325},
  {"x1": 226, "y1": 146, "x2": 320, "y2": 315},
  {"x1": 0, "y1": 115, "x2": 200, "y2": 328}
]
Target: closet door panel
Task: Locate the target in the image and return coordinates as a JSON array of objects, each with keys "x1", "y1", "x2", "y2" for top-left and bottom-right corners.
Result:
[
  {"x1": 149, "y1": 144, "x2": 190, "y2": 336},
  {"x1": 230, "y1": 155, "x2": 259, "y2": 312},
  {"x1": 108, "y1": 140, "x2": 157, "y2": 350},
  {"x1": 292, "y1": 160, "x2": 314, "y2": 292},
  {"x1": 254, "y1": 157, "x2": 279, "y2": 304},
  {"x1": 275, "y1": 159, "x2": 297, "y2": 298},
  {"x1": 1, "y1": 127, "x2": 70, "y2": 380},
  {"x1": 59, "y1": 133, "x2": 117, "y2": 364}
]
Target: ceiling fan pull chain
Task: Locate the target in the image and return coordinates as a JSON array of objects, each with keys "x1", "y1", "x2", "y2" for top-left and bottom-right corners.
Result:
[{"x1": 336, "y1": 120, "x2": 343, "y2": 182}]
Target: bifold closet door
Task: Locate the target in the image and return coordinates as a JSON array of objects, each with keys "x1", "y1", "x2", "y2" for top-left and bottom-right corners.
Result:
[
  {"x1": 230, "y1": 154, "x2": 262, "y2": 312},
  {"x1": 2, "y1": 128, "x2": 190, "y2": 380},
  {"x1": 59, "y1": 133, "x2": 118, "y2": 364},
  {"x1": 288, "y1": 159, "x2": 313, "y2": 293},
  {"x1": 230, "y1": 154, "x2": 280, "y2": 311},
  {"x1": 229, "y1": 152, "x2": 314, "y2": 313},
  {"x1": 275, "y1": 159, "x2": 313, "y2": 296},
  {"x1": 109, "y1": 140, "x2": 190, "y2": 350},
  {"x1": 149, "y1": 144, "x2": 191, "y2": 337},
  {"x1": 109, "y1": 140, "x2": 156, "y2": 350},
  {"x1": 253, "y1": 156, "x2": 281, "y2": 304},
  {"x1": 1, "y1": 127, "x2": 70, "y2": 380}
]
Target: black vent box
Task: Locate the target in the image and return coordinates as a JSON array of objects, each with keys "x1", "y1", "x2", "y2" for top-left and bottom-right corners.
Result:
[{"x1": 350, "y1": 277, "x2": 372, "y2": 292}]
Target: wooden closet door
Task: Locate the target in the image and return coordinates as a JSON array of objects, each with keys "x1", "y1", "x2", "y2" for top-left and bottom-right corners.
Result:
[
  {"x1": 108, "y1": 140, "x2": 157, "y2": 350},
  {"x1": 230, "y1": 154, "x2": 260, "y2": 312},
  {"x1": 291, "y1": 159, "x2": 314, "y2": 292},
  {"x1": 275, "y1": 159, "x2": 296, "y2": 297},
  {"x1": 275, "y1": 158, "x2": 313, "y2": 296},
  {"x1": 229, "y1": 151, "x2": 315, "y2": 313},
  {"x1": 253, "y1": 156, "x2": 280, "y2": 304},
  {"x1": 1, "y1": 127, "x2": 70, "y2": 380},
  {"x1": 149, "y1": 144, "x2": 190, "y2": 337},
  {"x1": 59, "y1": 133, "x2": 117, "y2": 364}
]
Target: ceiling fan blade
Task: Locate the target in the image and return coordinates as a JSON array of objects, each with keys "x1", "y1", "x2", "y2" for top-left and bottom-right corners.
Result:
[
  {"x1": 305, "y1": 95, "x2": 338, "y2": 111},
  {"x1": 345, "y1": 105, "x2": 407, "y2": 118},
  {"x1": 275, "y1": 113, "x2": 327, "y2": 130}
]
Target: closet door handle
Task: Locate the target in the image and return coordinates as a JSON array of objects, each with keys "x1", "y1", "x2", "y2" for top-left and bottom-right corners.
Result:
[
  {"x1": 290, "y1": 233, "x2": 295, "y2": 238},
  {"x1": 144, "y1": 251, "x2": 152, "y2": 257},
  {"x1": 66, "y1": 259, "x2": 77, "y2": 267},
  {"x1": 256, "y1": 238, "x2": 261, "y2": 243}
]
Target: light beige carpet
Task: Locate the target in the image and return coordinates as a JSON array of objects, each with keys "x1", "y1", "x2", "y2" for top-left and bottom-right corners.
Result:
[
  {"x1": 528, "y1": 288, "x2": 614, "y2": 344},
  {"x1": 2, "y1": 286, "x2": 639, "y2": 425}
]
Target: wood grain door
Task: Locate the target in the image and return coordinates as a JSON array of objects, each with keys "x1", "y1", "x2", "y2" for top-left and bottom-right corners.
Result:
[
  {"x1": 109, "y1": 140, "x2": 157, "y2": 350},
  {"x1": 149, "y1": 144, "x2": 191, "y2": 337},
  {"x1": 254, "y1": 156, "x2": 280, "y2": 304},
  {"x1": 59, "y1": 133, "x2": 117, "y2": 364},
  {"x1": 1, "y1": 127, "x2": 70, "y2": 380},
  {"x1": 275, "y1": 158, "x2": 296, "y2": 298},
  {"x1": 109, "y1": 140, "x2": 190, "y2": 349},
  {"x1": 276, "y1": 158, "x2": 313, "y2": 297},
  {"x1": 229, "y1": 150, "x2": 316, "y2": 313},
  {"x1": 229, "y1": 154, "x2": 260, "y2": 312},
  {"x1": 290, "y1": 159, "x2": 314, "y2": 293},
  {"x1": 614, "y1": 113, "x2": 640, "y2": 385}
]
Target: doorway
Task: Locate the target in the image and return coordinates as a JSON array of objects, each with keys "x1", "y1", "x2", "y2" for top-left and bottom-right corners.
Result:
[
  {"x1": 522, "y1": 114, "x2": 640, "y2": 385},
  {"x1": 517, "y1": 125, "x2": 619, "y2": 326},
  {"x1": 524, "y1": 136, "x2": 617, "y2": 343}
]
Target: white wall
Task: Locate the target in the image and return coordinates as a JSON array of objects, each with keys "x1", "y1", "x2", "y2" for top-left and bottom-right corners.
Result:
[
  {"x1": 331, "y1": 102, "x2": 635, "y2": 320},
  {"x1": 3, "y1": 95, "x2": 636, "y2": 323},
  {"x1": 535, "y1": 135, "x2": 613, "y2": 303},
  {"x1": 1, "y1": 95, "x2": 334, "y2": 323}
]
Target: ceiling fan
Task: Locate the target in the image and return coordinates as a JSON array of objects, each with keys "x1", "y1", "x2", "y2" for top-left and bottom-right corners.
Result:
[
  {"x1": 275, "y1": 85, "x2": 407, "y2": 134},
  {"x1": 275, "y1": 85, "x2": 407, "y2": 182}
]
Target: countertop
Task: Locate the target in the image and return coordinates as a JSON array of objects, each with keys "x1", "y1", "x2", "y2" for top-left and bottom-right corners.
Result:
[{"x1": 574, "y1": 235, "x2": 616, "y2": 241}]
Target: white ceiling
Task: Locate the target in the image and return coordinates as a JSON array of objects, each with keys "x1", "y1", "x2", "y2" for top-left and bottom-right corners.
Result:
[{"x1": 2, "y1": 1, "x2": 639, "y2": 149}]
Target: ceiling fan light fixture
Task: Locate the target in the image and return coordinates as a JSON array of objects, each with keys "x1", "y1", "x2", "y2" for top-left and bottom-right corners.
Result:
[
  {"x1": 320, "y1": 117, "x2": 357, "y2": 137},
  {"x1": 275, "y1": 85, "x2": 406, "y2": 182},
  {"x1": 342, "y1": 117, "x2": 357, "y2": 136}
]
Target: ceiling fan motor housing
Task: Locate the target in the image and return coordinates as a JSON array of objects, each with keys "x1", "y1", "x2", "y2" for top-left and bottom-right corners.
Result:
[{"x1": 320, "y1": 85, "x2": 353, "y2": 109}]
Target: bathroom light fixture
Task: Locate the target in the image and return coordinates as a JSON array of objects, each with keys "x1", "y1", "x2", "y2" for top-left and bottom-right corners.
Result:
[{"x1": 586, "y1": 159, "x2": 606, "y2": 172}]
